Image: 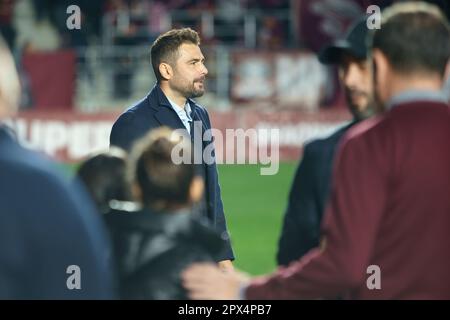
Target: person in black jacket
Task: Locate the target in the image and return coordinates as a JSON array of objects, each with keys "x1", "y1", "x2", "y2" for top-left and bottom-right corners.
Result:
[
  {"x1": 277, "y1": 18, "x2": 379, "y2": 266},
  {"x1": 105, "y1": 127, "x2": 226, "y2": 299}
]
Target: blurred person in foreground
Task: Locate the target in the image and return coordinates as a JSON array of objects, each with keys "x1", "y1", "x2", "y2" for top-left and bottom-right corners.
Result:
[
  {"x1": 182, "y1": 2, "x2": 450, "y2": 299},
  {"x1": 104, "y1": 127, "x2": 226, "y2": 299},
  {"x1": 110, "y1": 28, "x2": 234, "y2": 271},
  {"x1": 76, "y1": 147, "x2": 132, "y2": 214},
  {"x1": 277, "y1": 17, "x2": 378, "y2": 267},
  {"x1": 0, "y1": 35, "x2": 113, "y2": 299}
]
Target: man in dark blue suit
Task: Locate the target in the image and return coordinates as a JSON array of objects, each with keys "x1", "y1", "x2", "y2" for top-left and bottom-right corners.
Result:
[
  {"x1": 110, "y1": 28, "x2": 234, "y2": 269},
  {"x1": 0, "y1": 36, "x2": 113, "y2": 299},
  {"x1": 277, "y1": 19, "x2": 378, "y2": 266}
]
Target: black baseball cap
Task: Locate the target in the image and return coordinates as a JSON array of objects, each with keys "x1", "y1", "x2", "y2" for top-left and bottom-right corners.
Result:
[{"x1": 318, "y1": 18, "x2": 369, "y2": 64}]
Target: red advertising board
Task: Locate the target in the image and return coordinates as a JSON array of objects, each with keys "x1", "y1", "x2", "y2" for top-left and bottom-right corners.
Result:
[{"x1": 6, "y1": 109, "x2": 351, "y2": 163}]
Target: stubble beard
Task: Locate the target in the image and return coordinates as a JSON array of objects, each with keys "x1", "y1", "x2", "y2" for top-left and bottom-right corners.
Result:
[{"x1": 172, "y1": 77, "x2": 205, "y2": 99}]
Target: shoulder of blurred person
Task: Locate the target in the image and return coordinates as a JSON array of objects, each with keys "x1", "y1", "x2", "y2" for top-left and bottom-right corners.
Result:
[
  {"x1": 277, "y1": 16, "x2": 376, "y2": 267},
  {"x1": 103, "y1": 204, "x2": 225, "y2": 299},
  {"x1": 277, "y1": 121, "x2": 356, "y2": 266},
  {"x1": 292, "y1": 121, "x2": 358, "y2": 204},
  {"x1": 296, "y1": 121, "x2": 357, "y2": 195},
  {"x1": 339, "y1": 113, "x2": 386, "y2": 145},
  {"x1": 0, "y1": 126, "x2": 114, "y2": 299},
  {"x1": 306, "y1": 121, "x2": 356, "y2": 155}
]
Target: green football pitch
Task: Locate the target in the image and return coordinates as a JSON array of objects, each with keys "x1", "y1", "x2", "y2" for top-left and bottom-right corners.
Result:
[{"x1": 63, "y1": 162, "x2": 298, "y2": 276}]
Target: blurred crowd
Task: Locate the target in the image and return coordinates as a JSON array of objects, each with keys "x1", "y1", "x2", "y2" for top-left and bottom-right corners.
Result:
[
  {"x1": 2, "y1": 0, "x2": 449, "y2": 58},
  {"x1": 0, "y1": 0, "x2": 291, "y2": 53}
]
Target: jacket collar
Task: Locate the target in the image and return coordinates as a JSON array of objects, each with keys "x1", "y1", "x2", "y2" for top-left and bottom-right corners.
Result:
[
  {"x1": 147, "y1": 84, "x2": 198, "y2": 112},
  {"x1": 108, "y1": 206, "x2": 193, "y2": 235},
  {"x1": 387, "y1": 89, "x2": 448, "y2": 110},
  {"x1": 146, "y1": 84, "x2": 200, "y2": 130},
  {"x1": 0, "y1": 124, "x2": 17, "y2": 143}
]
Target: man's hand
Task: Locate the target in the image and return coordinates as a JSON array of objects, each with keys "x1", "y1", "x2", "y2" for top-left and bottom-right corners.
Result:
[
  {"x1": 218, "y1": 260, "x2": 234, "y2": 273},
  {"x1": 182, "y1": 263, "x2": 250, "y2": 300}
]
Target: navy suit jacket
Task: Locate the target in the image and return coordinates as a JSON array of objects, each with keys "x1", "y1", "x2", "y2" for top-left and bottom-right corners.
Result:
[
  {"x1": 0, "y1": 126, "x2": 113, "y2": 299},
  {"x1": 277, "y1": 122, "x2": 355, "y2": 266},
  {"x1": 110, "y1": 85, "x2": 234, "y2": 261}
]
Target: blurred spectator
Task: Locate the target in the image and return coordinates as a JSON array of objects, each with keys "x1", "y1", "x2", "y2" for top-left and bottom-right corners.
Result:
[
  {"x1": 258, "y1": 16, "x2": 285, "y2": 49},
  {"x1": 47, "y1": 0, "x2": 89, "y2": 49},
  {"x1": 277, "y1": 18, "x2": 377, "y2": 268},
  {"x1": 13, "y1": 0, "x2": 61, "y2": 52},
  {"x1": 105, "y1": 0, "x2": 150, "y2": 99},
  {"x1": 0, "y1": 34, "x2": 114, "y2": 299},
  {"x1": 215, "y1": 0, "x2": 245, "y2": 45},
  {"x1": 104, "y1": 127, "x2": 226, "y2": 299},
  {"x1": 296, "y1": 0, "x2": 394, "y2": 53},
  {"x1": 216, "y1": 0, "x2": 244, "y2": 22},
  {"x1": 148, "y1": 0, "x2": 171, "y2": 41}
]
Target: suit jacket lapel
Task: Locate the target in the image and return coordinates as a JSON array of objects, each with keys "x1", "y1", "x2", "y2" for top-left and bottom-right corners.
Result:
[
  {"x1": 154, "y1": 107, "x2": 186, "y2": 130},
  {"x1": 148, "y1": 85, "x2": 186, "y2": 130},
  {"x1": 188, "y1": 100, "x2": 208, "y2": 133}
]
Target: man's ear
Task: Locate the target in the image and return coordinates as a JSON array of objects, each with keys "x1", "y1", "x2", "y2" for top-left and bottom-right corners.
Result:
[
  {"x1": 189, "y1": 176, "x2": 204, "y2": 204},
  {"x1": 0, "y1": 96, "x2": 7, "y2": 119},
  {"x1": 371, "y1": 48, "x2": 391, "y2": 104},
  {"x1": 444, "y1": 59, "x2": 450, "y2": 80},
  {"x1": 372, "y1": 49, "x2": 389, "y2": 82},
  {"x1": 132, "y1": 183, "x2": 143, "y2": 202},
  {"x1": 444, "y1": 60, "x2": 450, "y2": 102},
  {"x1": 0, "y1": 49, "x2": 21, "y2": 119},
  {"x1": 159, "y1": 62, "x2": 173, "y2": 81}
]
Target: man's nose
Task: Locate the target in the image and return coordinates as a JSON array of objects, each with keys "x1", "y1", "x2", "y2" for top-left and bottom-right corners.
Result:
[
  {"x1": 200, "y1": 63, "x2": 208, "y2": 76},
  {"x1": 344, "y1": 63, "x2": 360, "y2": 87}
]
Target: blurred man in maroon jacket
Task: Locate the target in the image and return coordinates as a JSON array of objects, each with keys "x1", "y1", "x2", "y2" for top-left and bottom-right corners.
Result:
[{"x1": 182, "y1": 2, "x2": 450, "y2": 299}]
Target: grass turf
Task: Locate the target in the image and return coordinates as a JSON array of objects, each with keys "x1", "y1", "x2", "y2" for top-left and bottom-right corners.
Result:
[{"x1": 217, "y1": 163, "x2": 297, "y2": 275}]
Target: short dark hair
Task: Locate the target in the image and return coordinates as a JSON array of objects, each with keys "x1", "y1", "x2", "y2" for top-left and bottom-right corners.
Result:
[
  {"x1": 77, "y1": 148, "x2": 131, "y2": 213},
  {"x1": 151, "y1": 28, "x2": 200, "y2": 82},
  {"x1": 372, "y1": 2, "x2": 450, "y2": 77},
  {"x1": 129, "y1": 127, "x2": 196, "y2": 210}
]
